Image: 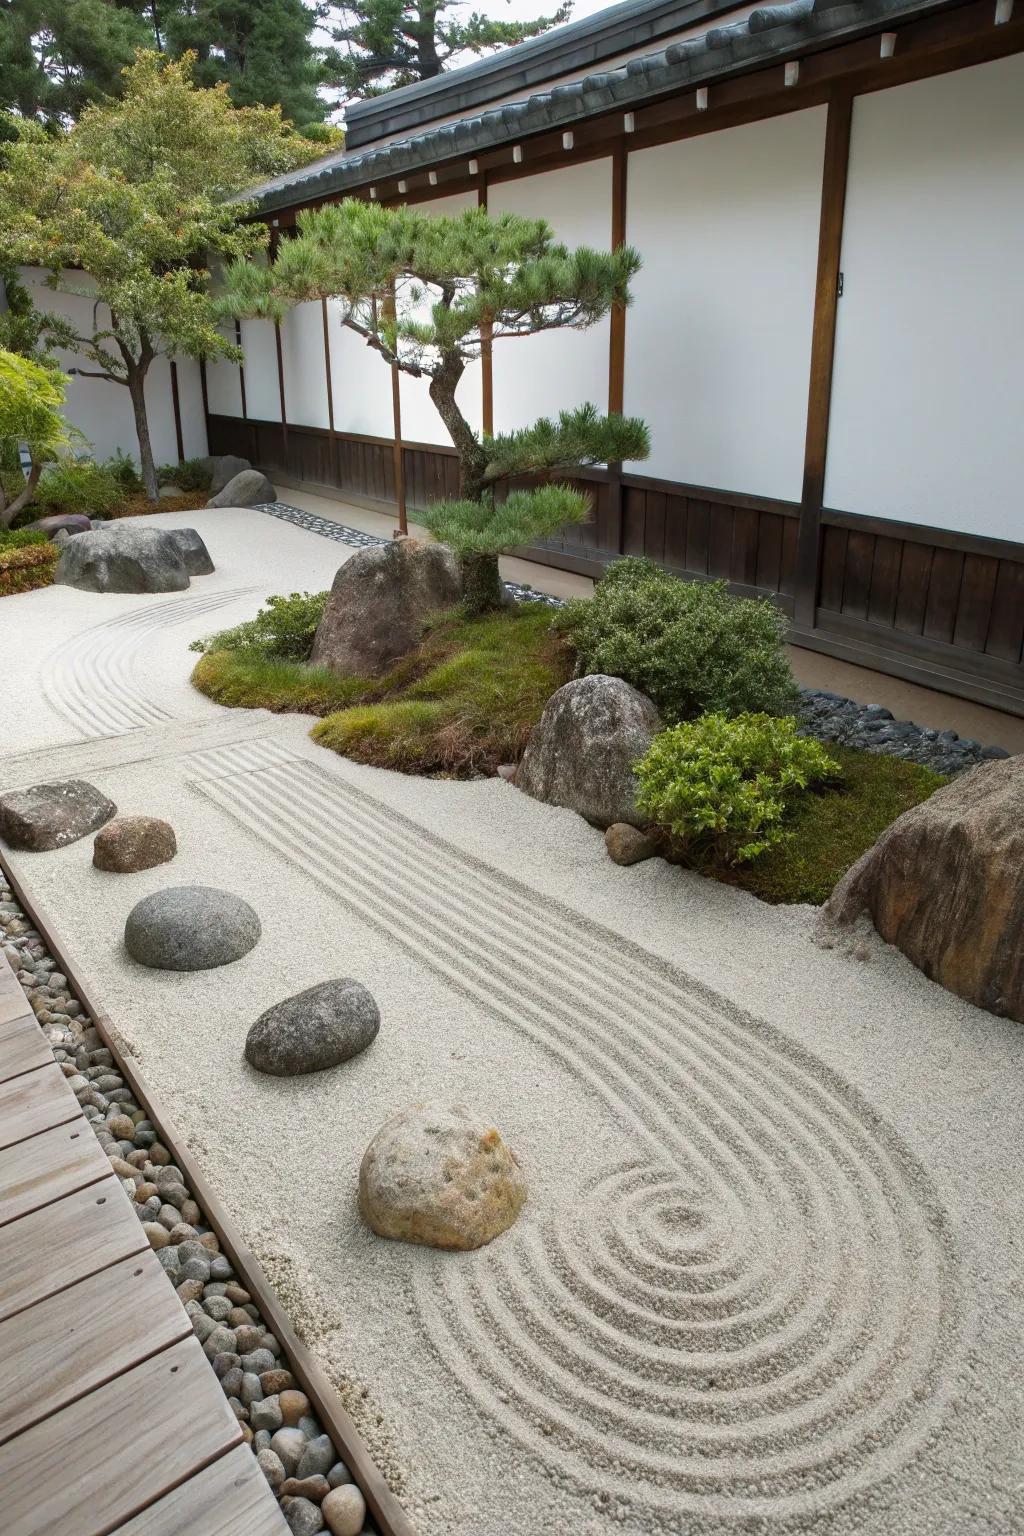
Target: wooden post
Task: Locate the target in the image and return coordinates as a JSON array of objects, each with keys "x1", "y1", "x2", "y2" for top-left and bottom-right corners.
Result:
[
  {"x1": 321, "y1": 298, "x2": 336, "y2": 436},
  {"x1": 479, "y1": 177, "x2": 494, "y2": 438},
  {"x1": 382, "y1": 287, "x2": 407, "y2": 535},
  {"x1": 169, "y1": 360, "x2": 185, "y2": 463},
  {"x1": 607, "y1": 142, "x2": 629, "y2": 555},
  {"x1": 234, "y1": 320, "x2": 248, "y2": 421},
  {"x1": 274, "y1": 321, "x2": 289, "y2": 465},
  {"x1": 796, "y1": 89, "x2": 854, "y2": 627}
]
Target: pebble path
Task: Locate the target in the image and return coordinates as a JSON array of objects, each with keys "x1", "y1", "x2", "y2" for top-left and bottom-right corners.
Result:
[{"x1": 0, "y1": 872, "x2": 374, "y2": 1536}]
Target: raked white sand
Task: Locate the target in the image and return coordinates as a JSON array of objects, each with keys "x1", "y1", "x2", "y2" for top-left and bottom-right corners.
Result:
[{"x1": 1, "y1": 508, "x2": 1022, "y2": 1536}]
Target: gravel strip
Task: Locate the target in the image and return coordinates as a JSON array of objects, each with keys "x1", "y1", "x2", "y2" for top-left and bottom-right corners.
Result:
[{"x1": 0, "y1": 870, "x2": 375, "y2": 1536}]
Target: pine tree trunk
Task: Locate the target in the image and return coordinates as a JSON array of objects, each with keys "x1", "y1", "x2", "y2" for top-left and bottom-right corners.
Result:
[
  {"x1": 460, "y1": 552, "x2": 505, "y2": 616},
  {"x1": 126, "y1": 366, "x2": 159, "y2": 502}
]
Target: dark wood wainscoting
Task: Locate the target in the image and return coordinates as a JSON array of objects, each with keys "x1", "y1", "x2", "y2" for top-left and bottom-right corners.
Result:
[{"x1": 206, "y1": 414, "x2": 1024, "y2": 715}]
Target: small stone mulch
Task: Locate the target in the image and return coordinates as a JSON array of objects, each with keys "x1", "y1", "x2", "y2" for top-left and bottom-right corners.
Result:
[{"x1": 0, "y1": 873, "x2": 376, "y2": 1536}]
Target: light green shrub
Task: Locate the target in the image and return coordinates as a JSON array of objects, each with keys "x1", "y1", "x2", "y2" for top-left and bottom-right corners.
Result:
[
  {"x1": 558, "y1": 557, "x2": 797, "y2": 722},
  {"x1": 635, "y1": 712, "x2": 839, "y2": 867},
  {"x1": 189, "y1": 591, "x2": 328, "y2": 661},
  {"x1": 35, "y1": 457, "x2": 122, "y2": 516}
]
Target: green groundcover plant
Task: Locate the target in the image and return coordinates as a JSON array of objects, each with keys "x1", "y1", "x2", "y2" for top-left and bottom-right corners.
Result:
[
  {"x1": 190, "y1": 591, "x2": 328, "y2": 662},
  {"x1": 558, "y1": 557, "x2": 797, "y2": 722},
  {"x1": 636, "y1": 712, "x2": 839, "y2": 868}
]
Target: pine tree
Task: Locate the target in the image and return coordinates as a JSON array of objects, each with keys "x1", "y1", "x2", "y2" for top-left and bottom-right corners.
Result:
[
  {"x1": 326, "y1": 0, "x2": 572, "y2": 98},
  {"x1": 0, "y1": 0, "x2": 152, "y2": 122},
  {"x1": 165, "y1": 0, "x2": 330, "y2": 128},
  {"x1": 223, "y1": 199, "x2": 649, "y2": 612},
  {"x1": 0, "y1": 52, "x2": 325, "y2": 499}
]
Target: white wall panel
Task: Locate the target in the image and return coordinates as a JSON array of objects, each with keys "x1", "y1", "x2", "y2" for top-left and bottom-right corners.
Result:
[
  {"x1": 239, "y1": 318, "x2": 281, "y2": 421},
  {"x1": 824, "y1": 54, "x2": 1024, "y2": 540},
  {"x1": 328, "y1": 302, "x2": 394, "y2": 437},
  {"x1": 624, "y1": 109, "x2": 826, "y2": 499},
  {"x1": 280, "y1": 301, "x2": 330, "y2": 430},
  {"x1": 174, "y1": 356, "x2": 209, "y2": 459},
  {"x1": 397, "y1": 191, "x2": 481, "y2": 447},
  {"x1": 205, "y1": 346, "x2": 244, "y2": 418},
  {"x1": 489, "y1": 160, "x2": 612, "y2": 435}
]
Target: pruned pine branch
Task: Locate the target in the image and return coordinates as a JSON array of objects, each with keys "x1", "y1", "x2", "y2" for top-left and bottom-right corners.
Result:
[
  {"x1": 482, "y1": 405, "x2": 651, "y2": 484},
  {"x1": 421, "y1": 484, "x2": 592, "y2": 559}
]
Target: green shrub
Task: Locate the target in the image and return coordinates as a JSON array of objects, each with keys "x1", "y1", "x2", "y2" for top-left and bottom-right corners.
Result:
[
  {"x1": 558, "y1": 558, "x2": 797, "y2": 722},
  {"x1": 635, "y1": 712, "x2": 839, "y2": 868},
  {"x1": 190, "y1": 590, "x2": 328, "y2": 662},
  {"x1": 35, "y1": 457, "x2": 122, "y2": 516},
  {"x1": 0, "y1": 537, "x2": 59, "y2": 596},
  {"x1": 0, "y1": 528, "x2": 49, "y2": 551},
  {"x1": 103, "y1": 450, "x2": 144, "y2": 494},
  {"x1": 158, "y1": 457, "x2": 212, "y2": 492}
]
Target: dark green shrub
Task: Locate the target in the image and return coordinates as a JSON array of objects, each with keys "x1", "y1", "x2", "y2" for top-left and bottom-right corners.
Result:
[
  {"x1": 558, "y1": 557, "x2": 797, "y2": 722},
  {"x1": 635, "y1": 712, "x2": 839, "y2": 867},
  {"x1": 190, "y1": 590, "x2": 328, "y2": 662},
  {"x1": 35, "y1": 457, "x2": 121, "y2": 516},
  {"x1": 158, "y1": 457, "x2": 212, "y2": 492},
  {"x1": 103, "y1": 450, "x2": 144, "y2": 494}
]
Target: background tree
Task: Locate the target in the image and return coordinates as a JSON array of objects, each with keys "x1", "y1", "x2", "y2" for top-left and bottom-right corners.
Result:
[
  {"x1": 0, "y1": 51, "x2": 323, "y2": 500},
  {"x1": 0, "y1": 0, "x2": 151, "y2": 121},
  {"x1": 326, "y1": 0, "x2": 571, "y2": 97},
  {"x1": 223, "y1": 199, "x2": 648, "y2": 611},
  {"x1": 165, "y1": 0, "x2": 330, "y2": 128},
  {"x1": 0, "y1": 349, "x2": 78, "y2": 526}
]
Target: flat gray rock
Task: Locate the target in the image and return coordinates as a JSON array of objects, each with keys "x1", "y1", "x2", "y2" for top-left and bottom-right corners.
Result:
[
  {"x1": 167, "y1": 527, "x2": 214, "y2": 576},
  {"x1": 55, "y1": 524, "x2": 190, "y2": 593},
  {"x1": 206, "y1": 469, "x2": 276, "y2": 508},
  {"x1": 21, "y1": 513, "x2": 92, "y2": 538},
  {"x1": 200, "y1": 454, "x2": 251, "y2": 495},
  {"x1": 0, "y1": 779, "x2": 116, "y2": 851},
  {"x1": 245, "y1": 978, "x2": 380, "y2": 1075},
  {"x1": 125, "y1": 885, "x2": 260, "y2": 971},
  {"x1": 516, "y1": 674, "x2": 661, "y2": 829}
]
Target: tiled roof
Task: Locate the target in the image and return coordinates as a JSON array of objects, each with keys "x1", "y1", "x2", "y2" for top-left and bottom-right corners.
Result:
[{"x1": 245, "y1": 0, "x2": 944, "y2": 215}]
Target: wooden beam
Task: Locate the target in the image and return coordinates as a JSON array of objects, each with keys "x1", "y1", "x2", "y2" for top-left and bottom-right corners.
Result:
[
  {"x1": 479, "y1": 176, "x2": 494, "y2": 438},
  {"x1": 608, "y1": 141, "x2": 628, "y2": 416},
  {"x1": 169, "y1": 361, "x2": 185, "y2": 463},
  {"x1": 234, "y1": 320, "x2": 247, "y2": 420},
  {"x1": 382, "y1": 287, "x2": 408, "y2": 535},
  {"x1": 321, "y1": 298, "x2": 336, "y2": 436},
  {"x1": 274, "y1": 321, "x2": 289, "y2": 460},
  {"x1": 795, "y1": 88, "x2": 853, "y2": 627}
]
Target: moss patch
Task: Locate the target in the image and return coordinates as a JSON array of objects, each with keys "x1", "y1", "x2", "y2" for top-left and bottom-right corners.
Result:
[
  {"x1": 106, "y1": 490, "x2": 208, "y2": 519},
  {"x1": 192, "y1": 603, "x2": 570, "y2": 777},
  {"x1": 717, "y1": 745, "x2": 945, "y2": 905}
]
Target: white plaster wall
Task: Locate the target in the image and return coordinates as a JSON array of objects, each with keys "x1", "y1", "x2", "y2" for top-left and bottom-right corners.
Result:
[
  {"x1": 328, "y1": 301, "x2": 395, "y2": 437},
  {"x1": 239, "y1": 318, "x2": 282, "y2": 422},
  {"x1": 623, "y1": 109, "x2": 826, "y2": 498},
  {"x1": 397, "y1": 191, "x2": 482, "y2": 447},
  {"x1": 824, "y1": 54, "x2": 1024, "y2": 541},
  {"x1": 16, "y1": 267, "x2": 206, "y2": 465},
  {"x1": 280, "y1": 301, "x2": 330, "y2": 430},
  {"x1": 488, "y1": 160, "x2": 612, "y2": 435},
  {"x1": 205, "y1": 343, "x2": 244, "y2": 419}
]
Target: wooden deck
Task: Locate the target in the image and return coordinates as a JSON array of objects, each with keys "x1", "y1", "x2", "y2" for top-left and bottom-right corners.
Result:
[{"x1": 0, "y1": 956, "x2": 288, "y2": 1536}]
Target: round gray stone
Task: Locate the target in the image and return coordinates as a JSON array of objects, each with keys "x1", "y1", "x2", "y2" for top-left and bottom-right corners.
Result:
[
  {"x1": 124, "y1": 886, "x2": 260, "y2": 971},
  {"x1": 244, "y1": 979, "x2": 380, "y2": 1076}
]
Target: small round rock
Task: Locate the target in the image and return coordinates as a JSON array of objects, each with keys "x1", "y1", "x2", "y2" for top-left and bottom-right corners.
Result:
[
  {"x1": 322, "y1": 1483, "x2": 367, "y2": 1536},
  {"x1": 124, "y1": 886, "x2": 260, "y2": 972},
  {"x1": 244, "y1": 978, "x2": 380, "y2": 1076},
  {"x1": 93, "y1": 816, "x2": 177, "y2": 873}
]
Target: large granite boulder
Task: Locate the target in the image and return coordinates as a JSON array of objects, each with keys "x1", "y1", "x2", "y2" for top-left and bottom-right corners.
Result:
[
  {"x1": 359, "y1": 1102, "x2": 527, "y2": 1250},
  {"x1": 244, "y1": 978, "x2": 380, "y2": 1075},
  {"x1": 55, "y1": 525, "x2": 190, "y2": 593},
  {"x1": 0, "y1": 779, "x2": 116, "y2": 851},
  {"x1": 167, "y1": 527, "x2": 214, "y2": 576},
  {"x1": 93, "y1": 816, "x2": 177, "y2": 873},
  {"x1": 21, "y1": 513, "x2": 92, "y2": 539},
  {"x1": 206, "y1": 469, "x2": 276, "y2": 508},
  {"x1": 125, "y1": 885, "x2": 260, "y2": 970},
  {"x1": 201, "y1": 454, "x2": 251, "y2": 496},
  {"x1": 818, "y1": 755, "x2": 1024, "y2": 1022},
  {"x1": 515, "y1": 674, "x2": 661, "y2": 829},
  {"x1": 311, "y1": 538, "x2": 462, "y2": 678}
]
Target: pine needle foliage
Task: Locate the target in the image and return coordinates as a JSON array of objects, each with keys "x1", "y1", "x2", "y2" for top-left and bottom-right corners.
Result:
[{"x1": 223, "y1": 199, "x2": 651, "y2": 611}]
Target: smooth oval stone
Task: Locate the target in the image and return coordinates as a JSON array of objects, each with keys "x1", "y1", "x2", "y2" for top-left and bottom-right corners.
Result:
[
  {"x1": 244, "y1": 979, "x2": 380, "y2": 1076},
  {"x1": 124, "y1": 886, "x2": 260, "y2": 971}
]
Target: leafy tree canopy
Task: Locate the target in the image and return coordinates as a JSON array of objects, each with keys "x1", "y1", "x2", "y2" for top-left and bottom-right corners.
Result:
[
  {"x1": 0, "y1": 50, "x2": 325, "y2": 496},
  {"x1": 0, "y1": 348, "x2": 79, "y2": 525},
  {"x1": 0, "y1": 0, "x2": 151, "y2": 122},
  {"x1": 326, "y1": 0, "x2": 572, "y2": 97}
]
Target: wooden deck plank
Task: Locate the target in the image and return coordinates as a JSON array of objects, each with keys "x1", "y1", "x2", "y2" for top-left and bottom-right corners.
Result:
[
  {"x1": 0, "y1": 1335, "x2": 243, "y2": 1536},
  {"x1": 0, "y1": 962, "x2": 31, "y2": 1028},
  {"x1": 0, "y1": 1117, "x2": 110, "y2": 1227},
  {"x1": 0, "y1": 1247, "x2": 192, "y2": 1445},
  {"x1": 0, "y1": 1009, "x2": 53, "y2": 1085},
  {"x1": 111, "y1": 1443, "x2": 288, "y2": 1536},
  {"x1": 0, "y1": 1174, "x2": 148, "y2": 1325},
  {"x1": 0, "y1": 1062, "x2": 81, "y2": 1152}
]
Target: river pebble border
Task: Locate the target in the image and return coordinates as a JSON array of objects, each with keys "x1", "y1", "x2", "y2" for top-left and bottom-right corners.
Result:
[
  {"x1": 255, "y1": 501, "x2": 1012, "y2": 776},
  {"x1": 0, "y1": 874, "x2": 375, "y2": 1536}
]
